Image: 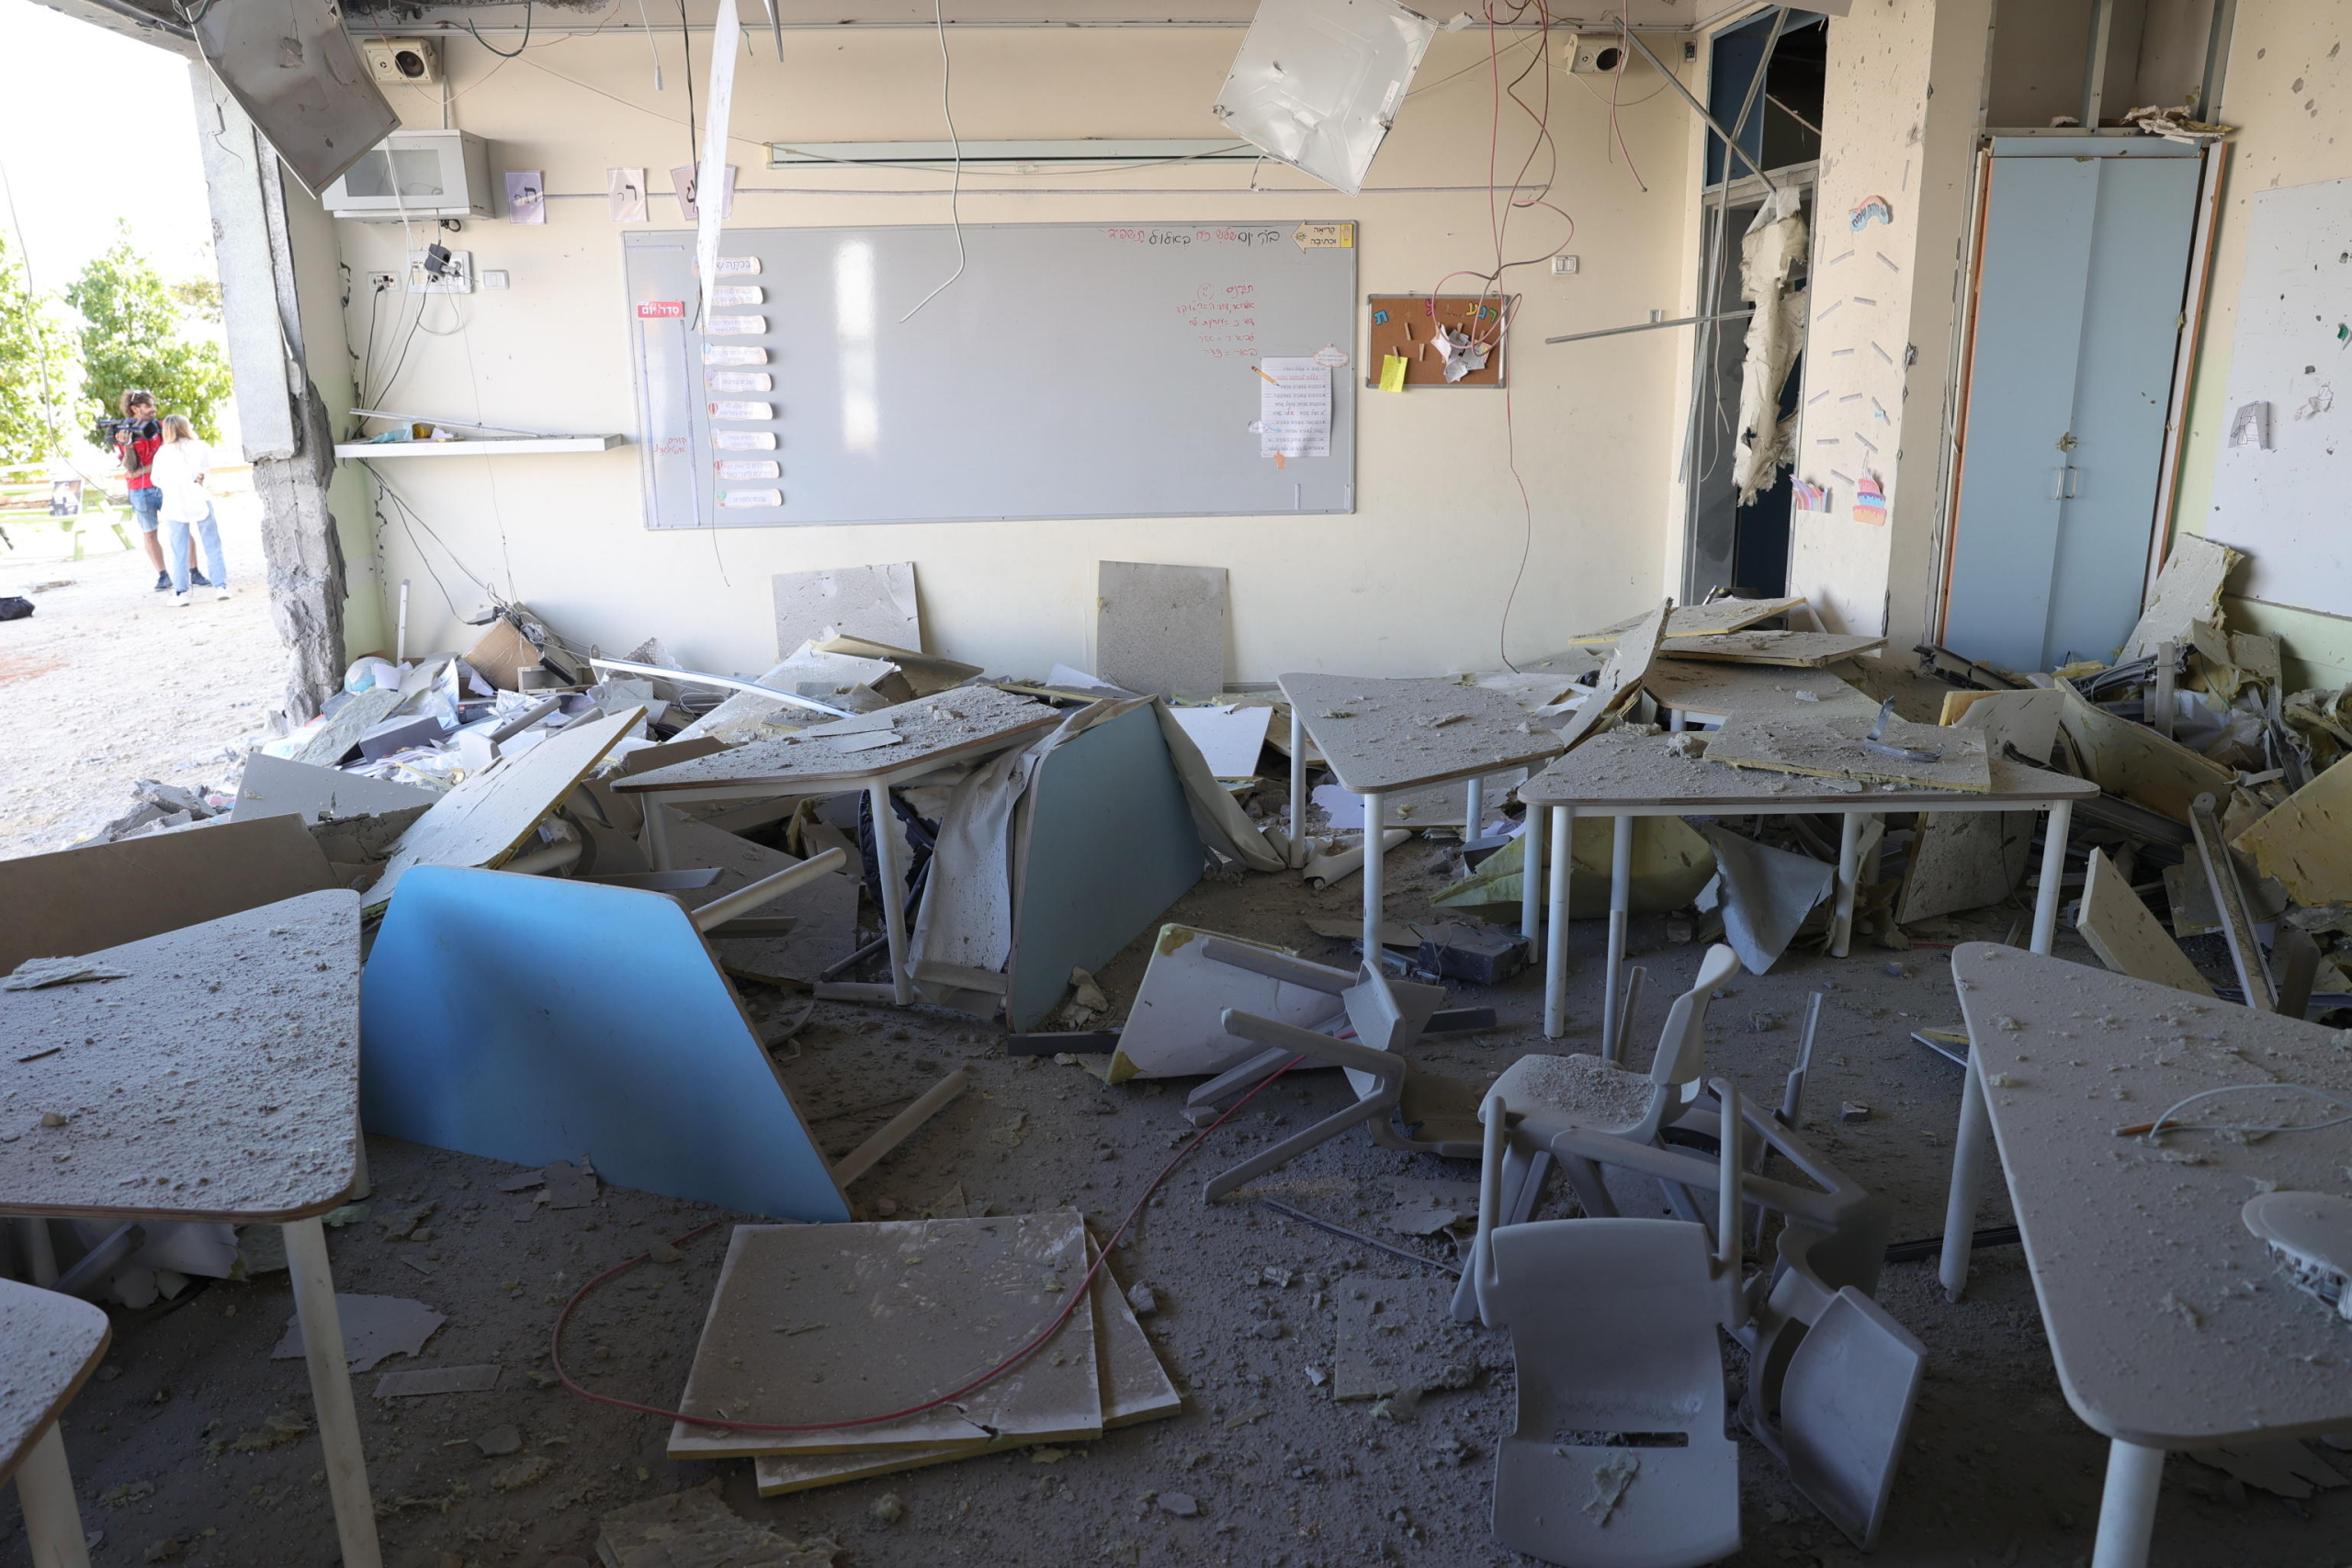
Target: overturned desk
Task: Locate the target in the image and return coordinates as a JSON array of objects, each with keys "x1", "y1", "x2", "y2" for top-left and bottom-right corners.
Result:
[
  {"x1": 613, "y1": 686, "x2": 1060, "y2": 1005},
  {"x1": 1942, "y1": 944, "x2": 2352, "y2": 1568},
  {"x1": 0, "y1": 892, "x2": 383, "y2": 1566},
  {"x1": 1277, "y1": 673, "x2": 1564, "y2": 964},
  {"x1": 1515, "y1": 732, "x2": 2097, "y2": 1040}
]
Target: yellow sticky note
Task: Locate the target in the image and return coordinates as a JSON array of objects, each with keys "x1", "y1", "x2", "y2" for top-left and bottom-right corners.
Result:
[{"x1": 1379, "y1": 354, "x2": 1408, "y2": 393}]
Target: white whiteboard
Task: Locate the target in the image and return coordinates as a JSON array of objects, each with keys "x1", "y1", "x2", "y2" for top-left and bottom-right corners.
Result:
[
  {"x1": 621, "y1": 220, "x2": 1358, "y2": 528},
  {"x1": 2208, "y1": 175, "x2": 2352, "y2": 613}
]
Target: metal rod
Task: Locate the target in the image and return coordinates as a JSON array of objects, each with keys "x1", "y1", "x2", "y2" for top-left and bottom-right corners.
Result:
[
  {"x1": 690, "y1": 847, "x2": 848, "y2": 932},
  {"x1": 587, "y1": 656, "x2": 854, "y2": 718},
  {"x1": 1258, "y1": 1199, "x2": 1460, "y2": 1276},
  {"x1": 830, "y1": 1069, "x2": 970, "y2": 1186},
  {"x1": 1622, "y1": 26, "x2": 1779, "y2": 191},
  {"x1": 487, "y1": 694, "x2": 564, "y2": 742},
  {"x1": 500, "y1": 838, "x2": 583, "y2": 876},
  {"x1": 2190, "y1": 792, "x2": 2275, "y2": 1012},
  {"x1": 1360, "y1": 790, "x2": 1386, "y2": 968},
  {"x1": 1546, "y1": 308, "x2": 1752, "y2": 345}
]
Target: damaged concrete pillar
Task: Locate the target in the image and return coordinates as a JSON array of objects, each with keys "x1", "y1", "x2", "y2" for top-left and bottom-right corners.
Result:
[{"x1": 189, "y1": 63, "x2": 347, "y2": 722}]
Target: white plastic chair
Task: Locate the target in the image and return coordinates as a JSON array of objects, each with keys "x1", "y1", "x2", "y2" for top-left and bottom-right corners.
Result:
[{"x1": 1482, "y1": 1086, "x2": 1747, "y2": 1568}]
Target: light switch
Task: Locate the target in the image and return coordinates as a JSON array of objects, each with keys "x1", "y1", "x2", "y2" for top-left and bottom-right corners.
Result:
[
  {"x1": 483, "y1": 269, "x2": 511, "y2": 290},
  {"x1": 1551, "y1": 254, "x2": 1580, "y2": 276}
]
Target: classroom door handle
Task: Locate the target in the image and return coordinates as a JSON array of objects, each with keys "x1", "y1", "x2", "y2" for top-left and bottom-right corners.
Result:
[{"x1": 2050, "y1": 466, "x2": 2079, "y2": 501}]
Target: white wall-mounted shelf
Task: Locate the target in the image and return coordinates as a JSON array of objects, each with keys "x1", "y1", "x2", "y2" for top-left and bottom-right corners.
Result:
[{"x1": 336, "y1": 434, "x2": 628, "y2": 459}]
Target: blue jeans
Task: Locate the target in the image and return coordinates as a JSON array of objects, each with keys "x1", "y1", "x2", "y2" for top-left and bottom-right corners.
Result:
[
  {"x1": 167, "y1": 507, "x2": 225, "y2": 595},
  {"x1": 129, "y1": 486, "x2": 163, "y2": 533}
]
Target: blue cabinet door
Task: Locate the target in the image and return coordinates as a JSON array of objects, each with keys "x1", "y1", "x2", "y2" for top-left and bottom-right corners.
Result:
[{"x1": 1943, "y1": 141, "x2": 2201, "y2": 673}]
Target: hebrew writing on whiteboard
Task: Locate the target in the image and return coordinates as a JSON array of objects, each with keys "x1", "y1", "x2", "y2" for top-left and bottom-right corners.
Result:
[{"x1": 1258, "y1": 359, "x2": 1332, "y2": 459}]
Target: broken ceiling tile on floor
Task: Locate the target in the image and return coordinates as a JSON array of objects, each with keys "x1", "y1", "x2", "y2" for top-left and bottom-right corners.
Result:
[
  {"x1": 2233, "y1": 752, "x2": 2352, "y2": 907},
  {"x1": 270, "y1": 1293, "x2": 445, "y2": 1373},
  {"x1": 229, "y1": 751, "x2": 440, "y2": 826},
  {"x1": 668, "y1": 1213, "x2": 1102, "y2": 1461},
  {"x1": 2121, "y1": 535, "x2": 2245, "y2": 662},
  {"x1": 598, "y1": 1483, "x2": 840, "y2": 1567}
]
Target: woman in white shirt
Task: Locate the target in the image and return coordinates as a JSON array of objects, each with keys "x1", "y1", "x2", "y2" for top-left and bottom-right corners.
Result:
[{"x1": 148, "y1": 415, "x2": 229, "y2": 605}]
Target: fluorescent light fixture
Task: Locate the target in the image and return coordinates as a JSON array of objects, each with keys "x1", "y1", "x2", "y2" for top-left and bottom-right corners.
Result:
[
  {"x1": 771, "y1": 140, "x2": 1260, "y2": 169},
  {"x1": 191, "y1": 0, "x2": 400, "y2": 195},
  {"x1": 1211, "y1": 0, "x2": 1437, "y2": 197}
]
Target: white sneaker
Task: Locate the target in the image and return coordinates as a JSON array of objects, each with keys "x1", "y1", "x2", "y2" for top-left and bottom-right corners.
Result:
[
  {"x1": 171, "y1": 592, "x2": 191, "y2": 607},
  {"x1": 213, "y1": 586, "x2": 232, "y2": 602}
]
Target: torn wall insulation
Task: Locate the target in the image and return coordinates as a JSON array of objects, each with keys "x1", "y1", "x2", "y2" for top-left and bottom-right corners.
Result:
[
  {"x1": 1735, "y1": 186, "x2": 1810, "y2": 506},
  {"x1": 1210, "y1": 0, "x2": 1436, "y2": 197}
]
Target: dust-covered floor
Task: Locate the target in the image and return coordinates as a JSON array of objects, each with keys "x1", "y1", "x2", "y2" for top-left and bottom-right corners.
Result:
[
  {"x1": 0, "y1": 485, "x2": 288, "y2": 862},
  {"x1": 5, "y1": 850, "x2": 2345, "y2": 1568}
]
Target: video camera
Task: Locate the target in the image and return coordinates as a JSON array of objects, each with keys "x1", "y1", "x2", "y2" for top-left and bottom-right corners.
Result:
[{"x1": 96, "y1": 415, "x2": 161, "y2": 447}]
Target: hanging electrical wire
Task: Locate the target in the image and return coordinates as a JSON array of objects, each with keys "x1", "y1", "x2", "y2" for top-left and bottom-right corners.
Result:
[
  {"x1": 896, "y1": 0, "x2": 968, "y2": 323},
  {"x1": 465, "y1": 0, "x2": 537, "y2": 59}
]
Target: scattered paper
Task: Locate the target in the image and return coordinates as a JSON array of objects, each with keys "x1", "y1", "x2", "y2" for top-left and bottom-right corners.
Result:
[
  {"x1": 1258, "y1": 358, "x2": 1332, "y2": 458},
  {"x1": 272, "y1": 1294, "x2": 446, "y2": 1373}
]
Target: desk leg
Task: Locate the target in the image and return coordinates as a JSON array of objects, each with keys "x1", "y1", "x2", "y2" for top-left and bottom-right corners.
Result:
[
  {"x1": 1938, "y1": 1059, "x2": 1993, "y2": 1303},
  {"x1": 2091, "y1": 1440, "x2": 2165, "y2": 1568},
  {"x1": 642, "y1": 797, "x2": 673, "y2": 873},
  {"x1": 1519, "y1": 801, "x2": 1544, "y2": 945},
  {"x1": 2030, "y1": 799, "x2": 2074, "y2": 956},
  {"x1": 1288, "y1": 709, "x2": 1307, "y2": 871},
  {"x1": 869, "y1": 782, "x2": 915, "y2": 1007},
  {"x1": 17, "y1": 1425, "x2": 92, "y2": 1568},
  {"x1": 1544, "y1": 806, "x2": 1574, "y2": 1040},
  {"x1": 1464, "y1": 776, "x2": 1484, "y2": 846},
  {"x1": 1602, "y1": 815, "x2": 1633, "y2": 1058},
  {"x1": 1831, "y1": 811, "x2": 1865, "y2": 958},
  {"x1": 14, "y1": 1216, "x2": 57, "y2": 1285},
  {"x1": 1361, "y1": 791, "x2": 1386, "y2": 969},
  {"x1": 346, "y1": 1116, "x2": 371, "y2": 1202},
  {"x1": 283, "y1": 1216, "x2": 383, "y2": 1568}
]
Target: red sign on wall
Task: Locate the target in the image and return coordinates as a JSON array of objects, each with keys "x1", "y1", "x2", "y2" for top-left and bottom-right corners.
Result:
[{"x1": 636, "y1": 300, "x2": 685, "y2": 319}]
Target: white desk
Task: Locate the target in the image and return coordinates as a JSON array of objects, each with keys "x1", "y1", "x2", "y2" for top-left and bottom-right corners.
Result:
[
  {"x1": 1278, "y1": 673, "x2": 1565, "y2": 964},
  {"x1": 1515, "y1": 733, "x2": 2096, "y2": 1042},
  {"x1": 0, "y1": 1280, "x2": 109, "y2": 1568},
  {"x1": 0, "y1": 892, "x2": 381, "y2": 1565},
  {"x1": 615, "y1": 686, "x2": 1059, "y2": 1005},
  {"x1": 1943, "y1": 943, "x2": 2352, "y2": 1567}
]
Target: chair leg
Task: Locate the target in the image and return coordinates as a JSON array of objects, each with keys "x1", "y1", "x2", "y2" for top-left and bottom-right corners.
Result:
[
  {"x1": 1555, "y1": 1152, "x2": 1618, "y2": 1218},
  {"x1": 1203, "y1": 1098, "x2": 1393, "y2": 1201},
  {"x1": 16, "y1": 1425, "x2": 93, "y2": 1568}
]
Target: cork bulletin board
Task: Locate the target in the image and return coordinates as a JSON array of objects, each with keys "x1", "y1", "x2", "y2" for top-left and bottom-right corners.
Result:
[{"x1": 1365, "y1": 294, "x2": 1513, "y2": 389}]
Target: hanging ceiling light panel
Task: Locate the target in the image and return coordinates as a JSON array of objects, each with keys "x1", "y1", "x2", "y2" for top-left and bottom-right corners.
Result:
[
  {"x1": 1212, "y1": 0, "x2": 1438, "y2": 197},
  {"x1": 192, "y1": 0, "x2": 400, "y2": 196}
]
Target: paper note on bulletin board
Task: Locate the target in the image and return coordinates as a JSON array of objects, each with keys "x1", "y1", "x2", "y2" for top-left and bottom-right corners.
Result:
[{"x1": 1365, "y1": 295, "x2": 1513, "y2": 389}]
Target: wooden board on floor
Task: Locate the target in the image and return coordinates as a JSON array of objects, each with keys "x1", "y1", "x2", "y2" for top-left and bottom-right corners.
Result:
[
  {"x1": 669, "y1": 1213, "x2": 1102, "y2": 1460},
  {"x1": 1567, "y1": 595, "x2": 1805, "y2": 645},
  {"x1": 365, "y1": 707, "x2": 645, "y2": 912},
  {"x1": 0, "y1": 814, "x2": 336, "y2": 975},
  {"x1": 2077, "y1": 848, "x2": 2214, "y2": 997}
]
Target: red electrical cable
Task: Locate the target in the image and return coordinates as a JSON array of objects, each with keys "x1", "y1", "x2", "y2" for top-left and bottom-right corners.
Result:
[{"x1": 550, "y1": 1055, "x2": 1306, "y2": 1431}]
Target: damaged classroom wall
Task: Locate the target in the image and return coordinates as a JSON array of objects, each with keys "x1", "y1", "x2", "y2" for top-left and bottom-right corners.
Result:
[
  {"x1": 333, "y1": 20, "x2": 1699, "y2": 679},
  {"x1": 1784, "y1": 0, "x2": 1991, "y2": 647},
  {"x1": 2169, "y1": 0, "x2": 2352, "y2": 694}
]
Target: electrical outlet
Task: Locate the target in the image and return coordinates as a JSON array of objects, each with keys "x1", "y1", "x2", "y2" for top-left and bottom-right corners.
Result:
[
  {"x1": 406, "y1": 247, "x2": 474, "y2": 294},
  {"x1": 368, "y1": 272, "x2": 398, "y2": 290},
  {"x1": 1551, "y1": 254, "x2": 1580, "y2": 276},
  {"x1": 482, "y1": 269, "x2": 510, "y2": 291}
]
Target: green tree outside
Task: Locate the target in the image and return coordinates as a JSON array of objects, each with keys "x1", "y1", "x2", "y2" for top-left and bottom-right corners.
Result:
[
  {"x1": 0, "y1": 229, "x2": 95, "y2": 468},
  {"x1": 67, "y1": 231, "x2": 232, "y2": 444}
]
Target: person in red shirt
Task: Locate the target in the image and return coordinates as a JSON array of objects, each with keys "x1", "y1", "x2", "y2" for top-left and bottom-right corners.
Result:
[{"x1": 114, "y1": 389, "x2": 204, "y2": 592}]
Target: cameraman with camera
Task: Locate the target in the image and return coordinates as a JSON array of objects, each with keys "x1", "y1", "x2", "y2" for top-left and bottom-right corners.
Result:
[{"x1": 108, "y1": 389, "x2": 205, "y2": 592}]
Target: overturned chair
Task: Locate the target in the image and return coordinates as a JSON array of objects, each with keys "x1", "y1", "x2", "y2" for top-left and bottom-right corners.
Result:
[
  {"x1": 1183, "y1": 941, "x2": 1749, "y2": 1205},
  {"x1": 1464, "y1": 1080, "x2": 1922, "y2": 1562}
]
